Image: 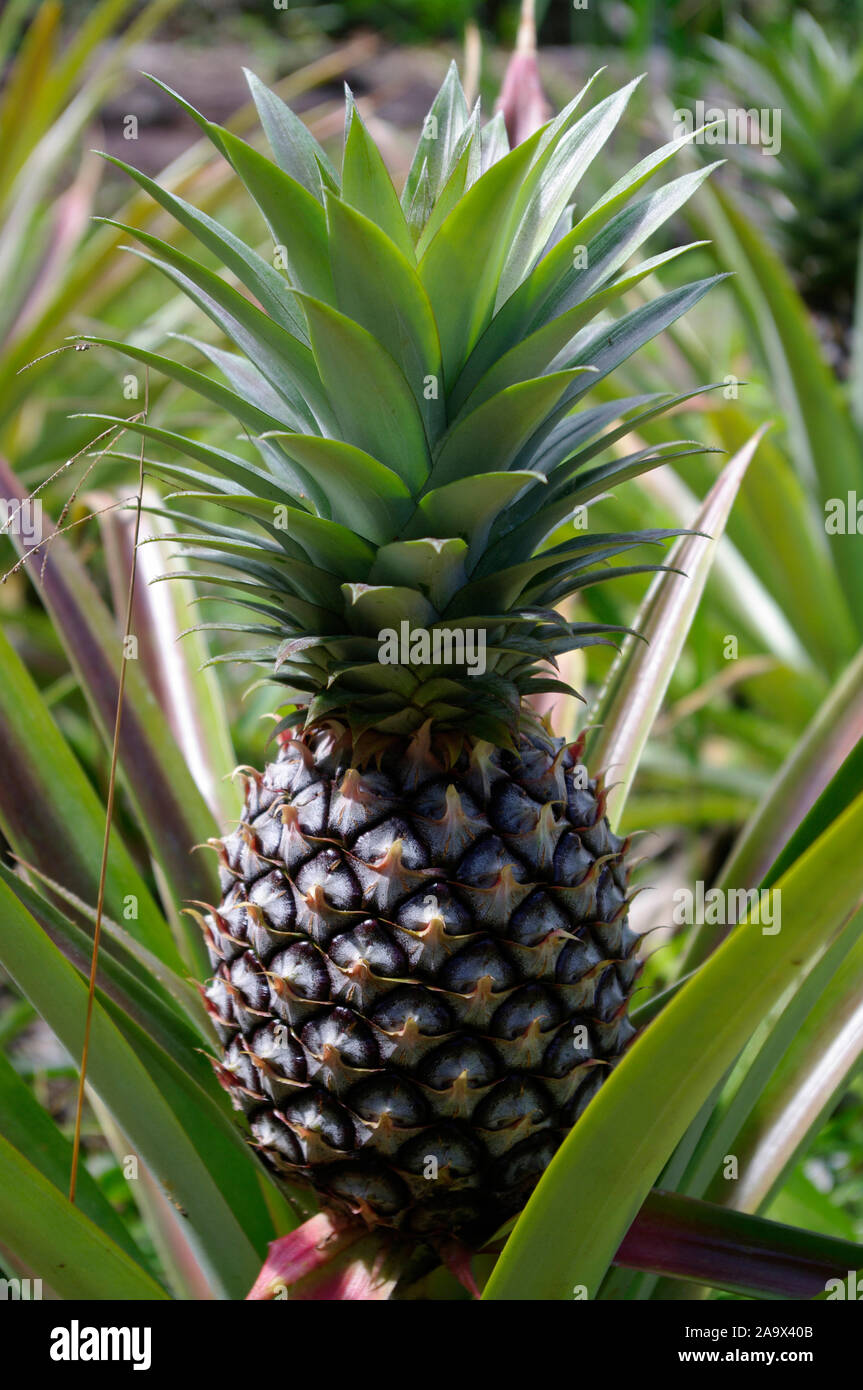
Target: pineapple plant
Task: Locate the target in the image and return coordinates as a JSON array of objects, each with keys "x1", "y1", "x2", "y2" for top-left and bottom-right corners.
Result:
[
  {"x1": 81, "y1": 61, "x2": 725, "y2": 1255},
  {"x1": 2, "y1": 14, "x2": 863, "y2": 1308},
  {"x1": 703, "y1": 12, "x2": 863, "y2": 370}
]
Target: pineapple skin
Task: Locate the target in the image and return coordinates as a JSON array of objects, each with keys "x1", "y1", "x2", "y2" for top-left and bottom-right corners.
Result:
[{"x1": 204, "y1": 721, "x2": 638, "y2": 1240}]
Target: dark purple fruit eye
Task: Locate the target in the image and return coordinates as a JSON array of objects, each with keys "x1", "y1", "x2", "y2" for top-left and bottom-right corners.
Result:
[
  {"x1": 555, "y1": 933, "x2": 602, "y2": 982},
  {"x1": 229, "y1": 952, "x2": 269, "y2": 1010},
  {"x1": 492, "y1": 1133, "x2": 560, "y2": 1193},
  {"x1": 269, "y1": 942, "x2": 329, "y2": 1001},
  {"x1": 290, "y1": 781, "x2": 328, "y2": 833},
  {"x1": 282, "y1": 1089, "x2": 355, "y2": 1150},
  {"x1": 490, "y1": 985, "x2": 561, "y2": 1040},
  {"x1": 595, "y1": 966, "x2": 627, "y2": 1021},
  {"x1": 542, "y1": 1023, "x2": 595, "y2": 1078},
  {"x1": 205, "y1": 977, "x2": 236, "y2": 1036},
  {"x1": 372, "y1": 987, "x2": 452, "y2": 1036},
  {"x1": 439, "y1": 939, "x2": 516, "y2": 994},
  {"x1": 509, "y1": 890, "x2": 569, "y2": 945},
  {"x1": 553, "y1": 831, "x2": 593, "y2": 881},
  {"x1": 249, "y1": 1023, "x2": 306, "y2": 1082},
  {"x1": 489, "y1": 780, "x2": 543, "y2": 835},
  {"x1": 296, "y1": 851, "x2": 362, "y2": 912},
  {"x1": 348, "y1": 1076, "x2": 429, "y2": 1127},
  {"x1": 419, "y1": 1038, "x2": 499, "y2": 1091},
  {"x1": 473, "y1": 1077, "x2": 553, "y2": 1131},
  {"x1": 398, "y1": 1127, "x2": 483, "y2": 1178},
  {"x1": 456, "y1": 834, "x2": 525, "y2": 888},
  {"x1": 248, "y1": 870, "x2": 295, "y2": 931},
  {"x1": 595, "y1": 867, "x2": 627, "y2": 923},
  {"x1": 224, "y1": 1037, "x2": 258, "y2": 1093},
  {"x1": 325, "y1": 1163, "x2": 408, "y2": 1217},
  {"x1": 301, "y1": 1008, "x2": 379, "y2": 1069},
  {"x1": 329, "y1": 921, "x2": 408, "y2": 978},
  {"x1": 251, "y1": 1112, "x2": 303, "y2": 1166},
  {"x1": 353, "y1": 818, "x2": 425, "y2": 868},
  {"x1": 397, "y1": 884, "x2": 471, "y2": 935},
  {"x1": 565, "y1": 776, "x2": 599, "y2": 828}
]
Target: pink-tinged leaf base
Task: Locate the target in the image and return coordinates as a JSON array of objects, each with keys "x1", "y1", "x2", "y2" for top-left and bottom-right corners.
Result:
[
  {"x1": 246, "y1": 1213, "x2": 400, "y2": 1301},
  {"x1": 437, "y1": 1239, "x2": 482, "y2": 1299},
  {"x1": 615, "y1": 1190, "x2": 863, "y2": 1300}
]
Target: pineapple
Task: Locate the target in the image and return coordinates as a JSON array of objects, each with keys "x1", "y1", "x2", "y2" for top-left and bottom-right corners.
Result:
[
  {"x1": 705, "y1": 13, "x2": 863, "y2": 370},
  {"x1": 92, "y1": 63, "x2": 721, "y2": 1246}
]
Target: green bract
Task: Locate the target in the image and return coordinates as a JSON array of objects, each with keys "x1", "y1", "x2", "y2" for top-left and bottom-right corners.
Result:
[{"x1": 82, "y1": 63, "x2": 722, "y2": 742}]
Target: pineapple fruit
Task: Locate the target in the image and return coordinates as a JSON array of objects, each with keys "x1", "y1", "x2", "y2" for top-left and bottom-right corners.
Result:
[
  {"x1": 94, "y1": 63, "x2": 720, "y2": 1245},
  {"x1": 706, "y1": 13, "x2": 863, "y2": 370}
]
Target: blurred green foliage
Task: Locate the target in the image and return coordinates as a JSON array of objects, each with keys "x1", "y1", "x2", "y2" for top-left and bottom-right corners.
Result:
[
  {"x1": 1, "y1": 0, "x2": 862, "y2": 1298},
  {"x1": 39, "y1": 0, "x2": 863, "y2": 47},
  {"x1": 285, "y1": 0, "x2": 863, "y2": 48}
]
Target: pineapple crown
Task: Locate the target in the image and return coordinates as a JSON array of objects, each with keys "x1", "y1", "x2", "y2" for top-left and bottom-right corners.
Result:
[{"x1": 82, "y1": 62, "x2": 723, "y2": 747}]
